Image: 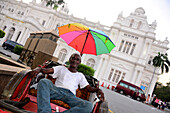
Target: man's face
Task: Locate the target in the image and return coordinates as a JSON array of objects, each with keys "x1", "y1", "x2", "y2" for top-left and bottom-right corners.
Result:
[{"x1": 69, "y1": 54, "x2": 81, "y2": 68}]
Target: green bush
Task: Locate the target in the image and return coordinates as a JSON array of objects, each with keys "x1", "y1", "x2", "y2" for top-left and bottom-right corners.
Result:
[
  {"x1": 14, "y1": 45, "x2": 24, "y2": 55},
  {"x1": 64, "y1": 61, "x2": 95, "y2": 76},
  {"x1": 77, "y1": 64, "x2": 95, "y2": 76},
  {"x1": 0, "y1": 29, "x2": 5, "y2": 38}
]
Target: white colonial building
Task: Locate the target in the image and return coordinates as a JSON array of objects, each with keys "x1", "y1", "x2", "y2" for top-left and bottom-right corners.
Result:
[{"x1": 0, "y1": 0, "x2": 169, "y2": 96}]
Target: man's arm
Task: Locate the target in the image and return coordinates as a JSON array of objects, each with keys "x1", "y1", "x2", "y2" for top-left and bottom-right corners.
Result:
[
  {"x1": 85, "y1": 85, "x2": 105, "y2": 102},
  {"x1": 30, "y1": 67, "x2": 54, "y2": 78}
]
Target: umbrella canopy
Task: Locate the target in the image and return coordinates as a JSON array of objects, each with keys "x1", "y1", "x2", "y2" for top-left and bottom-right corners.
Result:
[{"x1": 58, "y1": 23, "x2": 116, "y2": 55}]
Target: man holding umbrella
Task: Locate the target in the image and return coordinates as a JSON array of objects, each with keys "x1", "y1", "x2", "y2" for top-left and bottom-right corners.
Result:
[{"x1": 31, "y1": 53, "x2": 104, "y2": 113}]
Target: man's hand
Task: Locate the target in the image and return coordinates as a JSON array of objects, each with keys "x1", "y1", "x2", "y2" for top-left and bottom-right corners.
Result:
[
  {"x1": 85, "y1": 85, "x2": 105, "y2": 102},
  {"x1": 30, "y1": 67, "x2": 41, "y2": 78},
  {"x1": 97, "y1": 89, "x2": 105, "y2": 102}
]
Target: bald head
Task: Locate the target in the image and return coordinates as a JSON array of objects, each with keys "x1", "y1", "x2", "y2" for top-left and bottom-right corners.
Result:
[{"x1": 69, "y1": 53, "x2": 81, "y2": 63}]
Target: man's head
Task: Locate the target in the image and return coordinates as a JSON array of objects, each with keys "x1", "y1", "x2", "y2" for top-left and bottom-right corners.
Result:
[{"x1": 69, "y1": 53, "x2": 81, "y2": 71}]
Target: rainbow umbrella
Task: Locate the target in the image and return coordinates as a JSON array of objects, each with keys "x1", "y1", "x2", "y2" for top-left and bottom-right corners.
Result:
[{"x1": 58, "y1": 23, "x2": 116, "y2": 55}]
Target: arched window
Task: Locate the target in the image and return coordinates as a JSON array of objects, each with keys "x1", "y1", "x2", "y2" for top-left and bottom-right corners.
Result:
[
  {"x1": 129, "y1": 19, "x2": 134, "y2": 27},
  {"x1": 58, "y1": 49, "x2": 67, "y2": 62},
  {"x1": 3, "y1": 26, "x2": 7, "y2": 31},
  {"x1": 148, "y1": 56, "x2": 153, "y2": 65},
  {"x1": 21, "y1": 12, "x2": 24, "y2": 15},
  {"x1": 137, "y1": 21, "x2": 142, "y2": 29},
  {"x1": 86, "y1": 58, "x2": 95, "y2": 68},
  {"x1": 7, "y1": 27, "x2": 15, "y2": 40}
]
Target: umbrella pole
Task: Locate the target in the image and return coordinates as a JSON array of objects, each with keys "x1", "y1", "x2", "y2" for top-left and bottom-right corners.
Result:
[{"x1": 81, "y1": 30, "x2": 90, "y2": 56}]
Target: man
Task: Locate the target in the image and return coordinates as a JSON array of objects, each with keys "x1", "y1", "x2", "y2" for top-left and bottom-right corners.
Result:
[{"x1": 31, "y1": 53, "x2": 104, "y2": 113}]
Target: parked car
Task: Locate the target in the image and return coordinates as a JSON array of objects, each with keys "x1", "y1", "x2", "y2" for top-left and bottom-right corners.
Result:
[
  {"x1": 114, "y1": 80, "x2": 146, "y2": 102},
  {"x1": 2, "y1": 40, "x2": 23, "y2": 52}
]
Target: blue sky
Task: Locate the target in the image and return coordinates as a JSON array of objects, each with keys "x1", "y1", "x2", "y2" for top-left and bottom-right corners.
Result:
[{"x1": 23, "y1": 0, "x2": 170, "y2": 85}]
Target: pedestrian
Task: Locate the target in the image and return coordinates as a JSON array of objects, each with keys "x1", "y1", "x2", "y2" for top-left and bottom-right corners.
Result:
[
  {"x1": 158, "y1": 99, "x2": 162, "y2": 109},
  {"x1": 151, "y1": 95, "x2": 156, "y2": 106},
  {"x1": 30, "y1": 53, "x2": 105, "y2": 113},
  {"x1": 161, "y1": 102, "x2": 165, "y2": 110},
  {"x1": 154, "y1": 98, "x2": 159, "y2": 108},
  {"x1": 132, "y1": 88, "x2": 138, "y2": 100},
  {"x1": 145, "y1": 94, "x2": 150, "y2": 104}
]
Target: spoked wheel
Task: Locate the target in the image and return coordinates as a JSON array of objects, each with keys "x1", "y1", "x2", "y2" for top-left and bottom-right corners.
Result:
[
  {"x1": 1, "y1": 69, "x2": 32, "y2": 101},
  {"x1": 93, "y1": 101, "x2": 109, "y2": 113},
  {"x1": 99, "y1": 101, "x2": 109, "y2": 113}
]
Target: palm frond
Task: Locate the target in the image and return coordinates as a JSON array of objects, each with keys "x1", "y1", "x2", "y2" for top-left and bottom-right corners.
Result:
[
  {"x1": 58, "y1": 0, "x2": 64, "y2": 5},
  {"x1": 165, "y1": 59, "x2": 170, "y2": 66},
  {"x1": 161, "y1": 63, "x2": 164, "y2": 74},
  {"x1": 164, "y1": 64, "x2": 169, "y2": 73},
  {"x1": 53, "y1": 4, "x2": 58, "y2": 9}
]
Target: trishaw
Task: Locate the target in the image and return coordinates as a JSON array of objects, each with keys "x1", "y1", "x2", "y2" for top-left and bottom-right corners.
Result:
[{"x1": 0, "y1": 61, "x2": 108, "y2": 113}]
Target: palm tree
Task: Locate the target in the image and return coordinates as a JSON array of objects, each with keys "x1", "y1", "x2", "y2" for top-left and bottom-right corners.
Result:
[
  {"x1": 147, "y1": 52, "x2": 170, "y2": 95},
  {"x1": 153, "y1": 52, "x2": 170, "y2": 73},
  {"x1": 45, "y1": 0, "x2": 65, "y2": 10}
]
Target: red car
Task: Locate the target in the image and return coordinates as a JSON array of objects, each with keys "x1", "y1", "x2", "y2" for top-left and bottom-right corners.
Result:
[{"x1": 114, "y1": 80, "x2": 146, "y2": 102}]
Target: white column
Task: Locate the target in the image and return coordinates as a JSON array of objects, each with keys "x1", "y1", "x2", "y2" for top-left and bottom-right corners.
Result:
[
  {"x1": 22, "y1": 28, "x2": 30, "y2": 44},
  {"x1": 18, "y1": 27, "x2": 26, "y2": 44},
  {"x1": 3, "y1": 25, "x2": 11, "y2": 39},
  {"x1": 20, "y1": 28, "x2": 28, "y2": 44},
  {"x1": 144, "y1": 42, "x2": 152, "y2": 59},
  {"x1": 49, "y1": 18, "x2": 55, "y2": 30},
  {"x1": 11, "y1": 28, "x2": 19, "y2": 41},
  {"x1": 98, "y1": 55, "x2": 109, "y2": 80},
  {"x1": 0, "y1": 20, "x2": 4, "y2": 29},
  {"x1": 94, "y1": 57, "x2": 103, "y2": 78},
  {"x1": 50, "y1": 18, "x2": 57, "y2": 30},
  {"x1": 131, "y1": 69, "x2": 137, "y2": 84},
  {"x1": 47, "y1": 17, "x2": 52, "y2": 29},
  {"x1": 135, "y1": 71, "x2": 142, "y2": 86}
]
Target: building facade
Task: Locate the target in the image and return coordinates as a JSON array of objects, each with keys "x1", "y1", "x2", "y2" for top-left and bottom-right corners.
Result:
[{"x1": 0, "y1": 0, "x2": 169, "y2": 96}]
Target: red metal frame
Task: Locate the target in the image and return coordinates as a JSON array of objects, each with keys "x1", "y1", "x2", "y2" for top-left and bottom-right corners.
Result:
[
  {"x1": 10, "y1": 73, "x2": 32, "y2": 102},
  {"x1": 0, "y1": 63, "x2": 101, "y2": 113}
]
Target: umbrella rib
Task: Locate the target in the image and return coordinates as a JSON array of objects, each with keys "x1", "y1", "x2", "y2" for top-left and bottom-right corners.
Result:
[
  {"x1": 73, "y1": 25, "x2": 89, "y2": 31},
  {"x1": 90, "y1": 29, "x2": 114, "y2": 44},
  {"x1": 90, "y1": 29, "x2": 108, "y2": 37}
]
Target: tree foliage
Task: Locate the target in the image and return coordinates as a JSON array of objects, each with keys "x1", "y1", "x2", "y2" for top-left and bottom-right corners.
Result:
[
  {"x1": 64, "y1": 61, "x2": 95, "y2": 76},
  {"x1": 45, "y1": 0, "x2": 65, "y2": 10},
  {"x1": 153, "y1": 82, "x2": 170, "y2": 102},
  {"x1": 0, "y1": 29, "x2": 5, "y2": 38},
  {"x1": 13, "y1": 45, "x2": 24, "y2": 55},
  {"x1": 77, "y1": 64, "x2": 95, "y2": 77},
  {"x1": 153, "y1": 52, "x2": 170, "y2": 74}
]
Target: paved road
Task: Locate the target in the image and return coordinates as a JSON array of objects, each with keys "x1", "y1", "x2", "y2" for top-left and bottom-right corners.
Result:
[
  {"x1": 0, "y1": 46, "x2": 13, "y2": 57},
  {"x1": 0, "y1": 46, "x2": 169, "y2": 113},
  {"x1": 100, "y1": 87, "x2": 168, "y2": 113}
]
